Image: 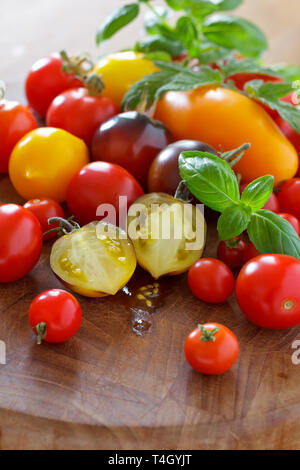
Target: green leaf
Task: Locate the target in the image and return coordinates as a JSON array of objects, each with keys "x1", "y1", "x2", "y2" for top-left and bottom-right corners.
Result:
[
  {"x1": 165, "y1": 0, "x2": 185, "y2": 10},
  {"x1": 220, "y1": 57, "x2": 281, "y2": 79},
  {"x1": 134, "y1": 35, "x2": 185, "y2": 58},
  {"x1": 241, "y1": 175, "x2": 274, "y2": 212},
  {"x1": 175, "y1": 16, "x2": 199, "y2": 57},
  {"x1": 179, "y1": 151, "x2": 240, "y2": 212},
  {"x1": 203, "y1": 14, "x2": 268, "y2": 58},
  {"x1": 96, "y1": 3, "x2": 139, "y2": 45},
  {"x1": 270, "y1": 64, "x2": 300, "y2": 83},
  {"x1": 245, "y1": 80, "x2": 300, "y2": 134},
  {"x1": 217, "y1": 204, "x2": 251, "y2": 240},
  {"x1": 184, "y1": 0, "x2": 242, "y2": 18},
  {"x1": 198, "y1": 42, "x2": 232, "y2": 65},
  {"x1": 143, "y1": 51, "x2": 172, "y2": 62},
  {"x1": 156, "y1": 66, "x2": 222, "y2": 96},
  {"x1": 248, "y1": 210, "x2": 300, "y2": 259},
  {"x1": 122, "y1": 61, "x2": 222, "y2": 109}
]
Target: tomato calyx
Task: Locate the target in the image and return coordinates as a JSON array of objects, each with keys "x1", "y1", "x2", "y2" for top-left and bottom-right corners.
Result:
[
  {"x1": 0, "y1": 80, "x2": 5, "y2": 102},
  {"x1": 224, "y1": 236, "x2": 243, "y2": 249},
  {"x1": 198, "y1": 324, "x2": 220, "y2": 342},
  {"x1": 174, "y1": 180, "x2": 193, "y2": 203},
  {"x1": 34, "y1": 322, "x2": 47, "y2": 345},
  {"x1": 60, "y1": 50, "x2": 104, "y2": 97},
  {"x1": 43, "y1": 216, "x2": 80, "y2": 238},
  {"x1": 218, "y1": 143, "x2": 250, "y2": 168}
]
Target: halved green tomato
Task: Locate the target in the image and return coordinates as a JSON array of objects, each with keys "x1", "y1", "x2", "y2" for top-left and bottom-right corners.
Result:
[
  {"x1": 50, "y1": 221, "x2": 136, "y2": 297},
  {"x1": 127, "y1": 193, "x2": 206, "y2": 279}
]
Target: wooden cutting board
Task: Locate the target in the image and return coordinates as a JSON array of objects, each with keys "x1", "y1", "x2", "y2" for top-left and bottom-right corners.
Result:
[{"x1": 1, "y1": 0, "x2": 300, "y2": 451}]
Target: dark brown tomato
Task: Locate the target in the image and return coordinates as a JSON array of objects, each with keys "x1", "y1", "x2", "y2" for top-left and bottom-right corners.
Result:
[
  {"x1": 91, "y1": 111, "x2": 173, "y2": 189},
  {"x1": 147, "y1": 140, "x2": 217, "y2": 195}
]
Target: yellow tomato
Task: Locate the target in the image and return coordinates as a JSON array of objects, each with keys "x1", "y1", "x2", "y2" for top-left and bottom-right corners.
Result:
[
  {"x1": 9, "y1": 127, "x2": 89, "y2": 202},
  {"x1": 93, "y1": 51, "x2": 158, "y2": 108}
]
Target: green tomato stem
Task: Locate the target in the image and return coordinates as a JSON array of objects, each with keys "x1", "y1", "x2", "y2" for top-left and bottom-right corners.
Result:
[{"x1": 34, "y1": 322, "x2": 47, "y2": 345}]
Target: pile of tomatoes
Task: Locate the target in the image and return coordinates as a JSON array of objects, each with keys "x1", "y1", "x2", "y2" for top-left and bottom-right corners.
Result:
[{"x1": 1, "y1": 49, "x2": 300, "y2": 376}]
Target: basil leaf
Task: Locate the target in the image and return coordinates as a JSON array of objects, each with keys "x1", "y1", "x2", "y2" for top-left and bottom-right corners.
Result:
[
  {"x1": 221, "y1": 57, "x2": 281, "y2": 79},
  {"x1": 241, "y1": 175, "x2": 274, "y2": 212},
  {"x1": 143, "y1": 51, "x2": 172, "y2": 62},
  {"x1": 198, "y1": 42, "x2": 232, "y2": 65},
  {"x1": 185, "y1": 0, "x2": 242, "y2": 18},
  {"x1": 96, "y1": 3, "x2": 139, "y2": 46},
  {"x1": 165, "y1": 0, "x2": 185, "y2": 10},
  {"x1": 122, "y1": 62, "x2": 222, "y2": 109},
  {"x1": 217, "y1": 204, "x2": 251, "y2": 240},
  {"x1": 179, "y1": 151, "x2": 240, "y2": 212},
  {"x1": 156, "y1": 66, "x2": 222, "y2": 96},
  {"x1": 248, "y1": 210, "x2": 300, "y2": 259},
  {"x1": 270, "y1": 64, "x2": 300, "y2": 83},
  {"x1": 134, "y1": 35, "x2": 185, "y2": 58},
  {"x1": 245, "y1": 80, "x2": 300, "y2": 133},
  {"x1": 175, "y1": 16, "x2": 199, "y2": 57},
  {"x1": 203, "y1": 14, "x2": 268, "y2": 57}
]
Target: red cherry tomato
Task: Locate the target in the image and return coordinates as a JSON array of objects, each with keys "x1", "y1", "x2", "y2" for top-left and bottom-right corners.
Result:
[
  {"x1": 25, "y1": 53, "x2": 82, "y2": 117},
  {"x1": 277, "y1": 178, "x2": 300, "y2": 219},
  {"x1": 226, "y1": 73, "x2": 282, "y2": 119},
  {"x1": 184, "y1": 323, "x2": 239, "y2": 375},
  {"x1": 275, "y1": 117, "x2": 300, "y2": 175},
  {"x1": 46, "y1": 88, "x2": 118, "y2": 148},
  {"x1": 66, "y1": 162, "x2": 144, "y2": 226},
  {"x1": 0, "y1": 101, "x2": 37, "y2": 173},
  {"x1": 240, "y1": 182, "x2": 280, "y2": 213},
  {"x1": 278, "y1": 212, "x2": 300, "y2": 236},
  {"x1": 0, "y1": 204, "x2": 42, "y2": 282},
  {"x1": 217, "y1": 239, "x2": 246, "y2": 269},
  {"x1": 242, "y1": 242, "x2": 260, "y2": 263},
  {"x1": 236, "y1": 254, "x2": 300, "y2": 329},
  {"x1": 24, "y1": 198, "x2": 64, "y2": 240},
  {"x1": 28, "y1": 289, "x2": 82, "y2": 343},
  {"x1": 188, "y1": 258, "x2": 235, "y2": 303}
]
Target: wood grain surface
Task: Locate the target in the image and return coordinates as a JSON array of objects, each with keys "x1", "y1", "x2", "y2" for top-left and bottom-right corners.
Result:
[{"x1": 1, "y1": 0, "x2": 300, "y2": 450}]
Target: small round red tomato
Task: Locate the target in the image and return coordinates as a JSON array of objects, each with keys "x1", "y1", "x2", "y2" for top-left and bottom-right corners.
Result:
[
  {"x1": 242, "y1": 242, "x2": 260, "y2": 263},
  {"x1": 277, "y1": 178, "x2": 300, "y2": 219},
  {"x1": 46, "y1": 88, "x2": 118, "y2": 148},
  {"x1": 236, "y1": 255, "x2": 300, "y2": 329},
  {"x1": 91, "y1": 111, "x2": 173, "y2": 189},
  {"x1": 240, "y1": 182, "x2": 280, "y2": 212},
  {"x1": 24, "y1": 198, "x2": 64, "y2": 240},
  {"x1": 0, "y1": 100, "x2": 37, "y2": 173},
  {"x1": 275, "y1": 117, "x2": 300, "y2": 175},
  {"x1": 217, "y1": 239, "x2": 246, "y2": 269},
  {"x1": 184, "y1": 323, "x2": 239, "y2": 375},
  {"x1": 28, "y1": 289, "x2": 82, "y2": 344},
  {"x1": 67, "y1": 161, "x2": 144, "y2": 226},
  {"x1": 188, "y1": 258, "x2": 235, "y2": 303},
  {"x1": 278, "y1": 212, "x2": 300, "y2": 236},
  {"x1": 0, "y1": 204, "x2": 42, "y2": 282},
  {"x1": 25, "y1": 53, "x2": 82, "y2": 117}
]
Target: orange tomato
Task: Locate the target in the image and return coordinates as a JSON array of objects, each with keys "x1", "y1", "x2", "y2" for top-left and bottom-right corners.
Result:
[{"x1": 155, "y1": 86, "x2": 298, "y2": 185}]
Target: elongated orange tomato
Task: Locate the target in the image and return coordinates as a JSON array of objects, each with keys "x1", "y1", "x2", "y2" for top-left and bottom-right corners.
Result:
[{"x1": 155, "y1": 86, "x2": 298, "y2": 185}]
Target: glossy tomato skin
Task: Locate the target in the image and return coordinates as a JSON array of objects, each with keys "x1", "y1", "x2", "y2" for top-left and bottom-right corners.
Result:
[
  {"x1": 217, "y1": 240, "x2": 246, "y2": 269},
  {"x1": 93, "y1": 51, "x2": 158, "y2": 108},
  {"x1": 24, "y1": 198, "x2": 64, "y2": 240},
  {"x1": 240, "y1": 183, "x2": 280, "y2": 212},
  {"x1": 46, "y1": 88, "x2": 118, "y2": 148},
  {"x1": 0, "y1": 101, "x2": 37, "y2": 173},
  {"x1": 155, "y1": 86, "x2": 298, "y2": 185},
  {"x1": 28, "y1": 289, "x2": 82, "y2": 343},
  {"x1": 0, "y1": 204, "x2": 42, "y2": 283},
  {"x1": 9, "y1": 127, "x2": 89, "y2": 203},
  {"x1": 67, "y1": 161, "x2": 144, "y2": 226},
  {"x1": 275, "y1": 117, "x2": 300, "y2": 175},
  {"x1": 236, "y1": 255, "x2": 300, "y2": 329},
  {"x1": 184, "y1": 323, "x2": 239, "y2": 375},
  {"x1": 188, "y1": 258, "x2": 235, "y2": 303},
  {"x1": 277, "y1": 178, "x2": 300, "y2": 219},
  {"x1": 148, "y1": 140, "x2": 217, "y2": 194},
  {"x1": 242, "y1": 242, "x2": 260, "y2": 263},
  {"x1": 25, "y1": 53, "x2": 82, "y2": 117},
  {"x1": 278, "y1": 212, "x2": 300, "y2": 236},
  {"x1": 92, "y1": 112, "x2": 173, "y2": 189}
]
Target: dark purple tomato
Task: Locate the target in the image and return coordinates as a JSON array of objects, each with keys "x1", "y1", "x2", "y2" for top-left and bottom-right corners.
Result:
[
  {"x1": 147, "y1": 140, "x2": 217, "y2": 194},
  {"x1": 91, "y1": 111, "x2": 173, "y2": 189}
]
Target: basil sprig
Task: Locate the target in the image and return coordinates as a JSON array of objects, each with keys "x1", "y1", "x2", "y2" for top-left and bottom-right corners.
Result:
[{"x1": 179, "y1": 147, "x2": 300, "y2": 258}]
